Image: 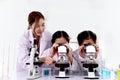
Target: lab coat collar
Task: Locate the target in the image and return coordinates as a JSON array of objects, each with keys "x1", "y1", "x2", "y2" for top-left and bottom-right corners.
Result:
[{"x1": 28, "y1": 29, "x2": 46, "y2": 55}]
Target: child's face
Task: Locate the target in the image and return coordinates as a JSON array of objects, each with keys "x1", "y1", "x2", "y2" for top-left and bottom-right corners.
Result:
[
  {"x1": 55, "y1": 37, "x2": 67, "y2": 44},
  {"x1": 79, "y1": 38, "x2": 96, "y2": 58},
  {"x1": 82, "y1": 38, "x2": 95, "y2": 45}
]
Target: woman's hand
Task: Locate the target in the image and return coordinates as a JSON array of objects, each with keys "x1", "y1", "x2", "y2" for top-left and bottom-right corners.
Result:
[{"x1": 45, "y1": 56, "x2": 55, "y2": 65}]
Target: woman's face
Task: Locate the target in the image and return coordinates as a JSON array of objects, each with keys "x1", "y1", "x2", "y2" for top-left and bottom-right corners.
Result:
[
  {"x1": 55, "y1": 37, "x2": 67, "y2": 44},
  {"x1": 32, "y1": 18, "x2": 45, "y2": 37}
]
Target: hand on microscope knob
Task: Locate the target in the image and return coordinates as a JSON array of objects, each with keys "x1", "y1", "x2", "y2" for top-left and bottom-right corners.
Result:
[
  {"x1": 92, "y1": 44, "x2": 99, "y2": 58},
  {"x1": 49, "y1": 43, "x2": 59, "y2": 57},
  {"x1": 64, "y1": 43, "x2": 73, "y2": 64},
  {"x1": 64, "y1": 43, "x2": 72, "y2": 53},
  {"x1": 78, "y1": 45, "x2": 85, "y2": 58},
  {"x1": 64, "y1": 43, "x2": 72, "y2": 56}
]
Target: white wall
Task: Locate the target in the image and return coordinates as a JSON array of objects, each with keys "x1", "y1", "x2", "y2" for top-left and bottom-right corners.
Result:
[{"x1": 0, "y1": 0, "x2": 120, "y2": 78}]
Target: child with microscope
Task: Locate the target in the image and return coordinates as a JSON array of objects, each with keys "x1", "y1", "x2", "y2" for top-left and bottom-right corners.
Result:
[
  {"x1": 71, "y1": 30, "x2": 104, "y2": 78},
  {"x1": 40, "y1": 30, "x2": 73, "y2": 77}
]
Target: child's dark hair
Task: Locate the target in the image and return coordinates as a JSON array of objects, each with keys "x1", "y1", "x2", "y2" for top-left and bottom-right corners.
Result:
[
  {"x1": 77, "y1": 30, "x2": 97, "y2": 46},
  {"x1": 51, "y1": 30, "x2": 70, "y2": 44}
]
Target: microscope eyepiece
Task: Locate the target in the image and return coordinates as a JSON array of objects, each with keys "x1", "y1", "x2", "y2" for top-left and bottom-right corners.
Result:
[
  {"x1": 84, "y1": 43, "x2": 96, "y2": 53},
  {"x1": 84, "y1": 43, "x2": 92, "y2": 52},
  {"x1": 57, "y1": 44, "x2": 69, "y2": 53}
]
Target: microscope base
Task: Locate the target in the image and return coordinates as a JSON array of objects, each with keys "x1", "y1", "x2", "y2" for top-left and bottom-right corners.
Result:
[
  {"x1": 84, "y1": 72, "x2": 99, "y2": 79},
  {"x1": 84, "y1": 76, "x2": 99, "y2": 79},
  {"x1": 55, "y1": 62, "x2": 70, "y2": 78},
  {"x1": 55, "y1": 76, "x2": 69, "y2": 78},
  {"x1": 27, "y1": 73, "x2": 41, "y2": 80},
  {"x1": 55, "y1": 71, "x2": 69, "y2": 78}
]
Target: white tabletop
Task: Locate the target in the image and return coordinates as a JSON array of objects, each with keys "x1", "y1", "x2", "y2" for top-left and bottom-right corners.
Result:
[
  {"x1": 34, "y1": 76, "x2": 101, "y2": 80},
  {"x1": 9, "y1": 70, "x2": 112, "y2": 80},
  {"x1": 13, "y1": 73, "x2": 106, "y2": 80}
]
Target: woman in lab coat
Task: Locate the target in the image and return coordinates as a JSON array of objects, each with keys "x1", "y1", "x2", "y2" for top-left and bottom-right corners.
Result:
[
  {"x1": 16, "y1": 11, "x2": 52, "y2": 75},
  {"x1": 71, "y1": 30, "x2": 104, "y2": 76}
]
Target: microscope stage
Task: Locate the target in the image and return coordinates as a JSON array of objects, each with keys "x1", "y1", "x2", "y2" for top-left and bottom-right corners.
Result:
[{"x1": 55, "y1": 62, "x2": 69, "y2": 68}]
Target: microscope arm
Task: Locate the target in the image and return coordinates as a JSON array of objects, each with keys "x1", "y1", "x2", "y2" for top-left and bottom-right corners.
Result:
[{"x1": 28, "y1": 47, "x2": 36, "y2": 76}]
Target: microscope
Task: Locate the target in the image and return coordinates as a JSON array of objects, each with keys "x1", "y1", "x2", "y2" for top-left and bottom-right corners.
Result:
[
  {"x1": 26, "y1": 38, "x2": 42, "y2": 80},
  {"x1": 55, "y1": 44, "x2": 70, "y2": 78},
  {"x1": 82, "y1": 43, "x2": 99, "y2": 79}
]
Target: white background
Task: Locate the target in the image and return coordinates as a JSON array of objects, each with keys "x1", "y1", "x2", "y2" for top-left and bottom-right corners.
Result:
[{"x1": 0, "y1": 0, "x2": 120, "y2": 79}]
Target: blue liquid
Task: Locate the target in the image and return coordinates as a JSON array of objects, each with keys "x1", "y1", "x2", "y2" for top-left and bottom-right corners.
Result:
[
  {"x1": 101, "y1": 69, "x2": 118, "y2": 80},
  {"x1": 101, "y1": 69, "x2": 110, "y2": 79},
  {"x1": 44, "y1": 70, "x2": 49, "y2": 76}
]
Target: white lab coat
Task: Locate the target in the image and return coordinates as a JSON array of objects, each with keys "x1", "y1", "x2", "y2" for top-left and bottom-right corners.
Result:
[
  {"x1": 16, "y1": 29, "x2": 52, "y2": 73},
  {"x1": 71, "y1": 49, "x2": 104, "y2": 75}
]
